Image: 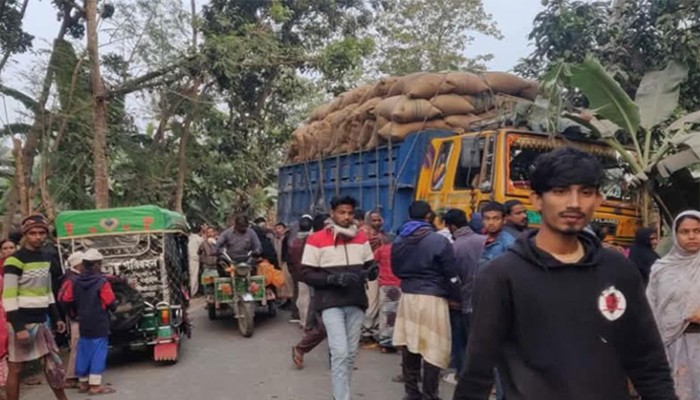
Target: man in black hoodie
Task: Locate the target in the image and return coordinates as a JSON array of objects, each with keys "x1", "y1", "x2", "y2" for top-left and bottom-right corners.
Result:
[{"x1": 453, "y1": 147, "x2": 677, "y2": 400}]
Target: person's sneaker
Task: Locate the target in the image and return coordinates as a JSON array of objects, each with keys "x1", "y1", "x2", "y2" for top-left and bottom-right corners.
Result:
[
  {"x1": 289, "y1": 318, "x2": 300, "y2": 323},
  {"x1": 442, "y1": 372, "x2": 458, "y2": 385}
]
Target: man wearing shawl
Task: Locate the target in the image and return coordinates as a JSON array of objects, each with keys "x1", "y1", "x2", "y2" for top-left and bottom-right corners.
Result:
[{"x1": 648, "y1": 210, "x2": 700, "y2": 400}]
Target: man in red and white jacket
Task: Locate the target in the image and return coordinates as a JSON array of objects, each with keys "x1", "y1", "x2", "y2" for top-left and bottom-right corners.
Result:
[{"x1": 300, "y1": 196, "x2": 377, "y2": 400}]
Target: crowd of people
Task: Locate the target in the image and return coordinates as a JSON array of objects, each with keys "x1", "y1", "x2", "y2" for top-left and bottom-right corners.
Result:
[
  {"x1": 1, "y1": 147, "x2": 700, "y2": 400},
  {"x1": 280, "y1": 147, "x2": 698, "y2": 400}
]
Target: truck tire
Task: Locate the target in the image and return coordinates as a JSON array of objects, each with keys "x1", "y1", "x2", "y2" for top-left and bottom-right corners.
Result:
[{"x1": 237, "y1": 301, "x2": 254, "y2": 338}]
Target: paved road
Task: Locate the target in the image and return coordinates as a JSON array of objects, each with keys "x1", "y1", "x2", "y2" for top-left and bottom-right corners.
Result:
[{"x1": 25, "y1": 302, "x2": 457, "y2": 400}]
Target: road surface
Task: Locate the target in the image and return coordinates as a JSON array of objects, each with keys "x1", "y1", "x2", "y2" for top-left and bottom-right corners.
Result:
[{"x1": 25, "y1": 301, "x2": 457, "y2": 400}]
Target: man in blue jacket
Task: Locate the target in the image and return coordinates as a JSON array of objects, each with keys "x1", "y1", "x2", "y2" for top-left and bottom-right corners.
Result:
[
  {"x1": 392, "y1": 201, "x2": 460, "y2": 400},
  {"x1": 478, "y1": 201, "x2": 515, "y2": 268}
]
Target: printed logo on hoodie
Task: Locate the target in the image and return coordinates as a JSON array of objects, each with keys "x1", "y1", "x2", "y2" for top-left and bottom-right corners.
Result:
[{"x1": 598, "y1": 286, "x2": 627, "y2": 321}]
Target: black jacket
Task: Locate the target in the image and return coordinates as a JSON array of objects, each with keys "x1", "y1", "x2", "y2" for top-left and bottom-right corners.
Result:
[
  {"x1": 73, "y1": 273, "x2": 116, "y2": 338},
  {"x1": 628, "y1": 228, "x2": 659, "y2": 287},
  {"x1": 391, "y1": 221, "x2": 460, "y2": 300},
  {"x1": 454, "y1": 231, "x2": 677, "y2": 400}
]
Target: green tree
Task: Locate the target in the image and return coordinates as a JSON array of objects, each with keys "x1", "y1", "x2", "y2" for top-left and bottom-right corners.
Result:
[
  {"x1": 518, "y1": 0, "x2": 700, "y2": 110},
  {"x1": 374, "y1": 0, "x2": 502, "y2": 75}
]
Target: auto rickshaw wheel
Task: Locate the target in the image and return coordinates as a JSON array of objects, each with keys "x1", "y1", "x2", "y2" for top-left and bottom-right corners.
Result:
[
  {"x1": 207, "y1": 303, "x2": 217, "y2": 320},
  {"x1": 237, "y1": 301, "x2": 254, "y2": 338},
  {"x1": 268, "y1": 301, "x2": 277, "y2": 317}
]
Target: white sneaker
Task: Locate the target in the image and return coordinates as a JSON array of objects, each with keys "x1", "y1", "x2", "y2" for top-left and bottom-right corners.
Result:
[{"x1": 442, "y1": 372, "x2": 458, "y2": 385}]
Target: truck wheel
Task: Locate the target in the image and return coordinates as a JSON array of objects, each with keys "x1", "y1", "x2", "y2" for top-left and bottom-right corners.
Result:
[
  {"x1": 207, "y1": 304, "x2": 217, "y2": 320},
  {"x1": 237, "y1": 302, "x2": 254, "y2": 338}
]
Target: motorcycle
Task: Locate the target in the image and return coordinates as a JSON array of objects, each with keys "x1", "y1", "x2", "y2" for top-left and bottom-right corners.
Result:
[{"x1": 206, "y1": 251, "x2": 267, "y2": 337}]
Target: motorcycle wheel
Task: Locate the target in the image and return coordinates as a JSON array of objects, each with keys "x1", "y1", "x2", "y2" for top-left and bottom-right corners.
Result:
[
  {"x1": 237, "y1": 301, "x2": 255, "y2": 338},
  {"x1": 207, "y1": 303, "x2": 217, "y2": 320}
]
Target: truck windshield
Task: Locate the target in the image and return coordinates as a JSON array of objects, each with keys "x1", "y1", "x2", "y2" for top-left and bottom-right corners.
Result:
[{"x1": 507, "y1": 135, "x2": 635, "y2": 202}]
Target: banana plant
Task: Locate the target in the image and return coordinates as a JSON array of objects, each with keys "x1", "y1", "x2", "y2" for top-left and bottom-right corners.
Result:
[{"x1": 540, "y1": 56, "x2": 700, "y2": 222}]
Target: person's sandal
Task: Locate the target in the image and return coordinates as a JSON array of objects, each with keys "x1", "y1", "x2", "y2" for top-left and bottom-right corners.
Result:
[
  {"x1": 64, "y1": 379, "x2": 80, "y2": 389},
  {"x1": 292, "y1": 346, "x2": 304, "y2": 369},
  {"x1": 89, "y1": 385, "x2": 116, "y2": 396}
]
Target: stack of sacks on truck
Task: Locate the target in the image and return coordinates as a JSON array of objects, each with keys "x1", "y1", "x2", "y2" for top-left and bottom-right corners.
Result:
[{"x1": 287, "y1": 71, "x2": 539, "y2": 163}]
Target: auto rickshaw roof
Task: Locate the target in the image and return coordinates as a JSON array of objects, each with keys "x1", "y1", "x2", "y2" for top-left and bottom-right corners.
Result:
[{"x1": 55, "y1": 205, "x2": 188, "y2": 239}]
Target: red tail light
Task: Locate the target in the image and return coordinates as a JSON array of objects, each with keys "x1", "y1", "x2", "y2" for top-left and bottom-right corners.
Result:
[{"x1": 160, "y1": 309, "x2": 170, "y2": 325}]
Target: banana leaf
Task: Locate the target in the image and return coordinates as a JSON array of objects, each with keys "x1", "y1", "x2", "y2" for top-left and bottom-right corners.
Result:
[
  {"x1": 635, "y1": 61, "x2": 688, "y2": 130},
  {"x1": 569, "y1": 57, "x2": 640, "y2": 136}
]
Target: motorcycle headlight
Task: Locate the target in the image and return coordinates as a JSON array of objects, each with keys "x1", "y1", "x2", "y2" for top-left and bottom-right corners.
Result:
[{"x1": 235, "y1": 263, "x2": 252, "y2": 276}]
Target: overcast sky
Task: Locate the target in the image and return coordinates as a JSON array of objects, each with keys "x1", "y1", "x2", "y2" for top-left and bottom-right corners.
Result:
[{"x1": 0, "y1": 0, "x2": 545, "y2": 126}]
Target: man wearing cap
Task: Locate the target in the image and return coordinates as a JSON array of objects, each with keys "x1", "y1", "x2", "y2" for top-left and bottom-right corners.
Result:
[
  {"x1": 60, "y1": 248, "x2": 116, "y2": 395},
  {"x1": 392, "y1": 201, "x2": 461, "y2": 400},
  {"x1": 3, "y1": 214, "x2": 68, "y2": 400},
  {"x1": 60, "y1": 251, "x2": 84, "y2": 388}
]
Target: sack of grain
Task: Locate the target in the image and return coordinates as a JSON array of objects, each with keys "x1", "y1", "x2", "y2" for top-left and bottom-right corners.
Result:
[
  {"x1": 375, "y1": 96, "x2": 405, "y2": 120},
  {"x1": 404, "y1": 73, "x2": 456, "y2": 98},
  {"x1": 519, "y1": 81, "x2": 540, "y2": 100},
  {"x1": 391, "y1": 98, "x2": 442, "y2": 123},
  {"x1": 387, "y1": 72, "x2": 425, "y2": 96},
  {"x1": 358, "y1": 120, "x2": 375, "y2": 149},
  {"x1": 431, "y1": 94, "x2": 476, "y2": 116},
  {"x1": 482, "y1": 72, "x2": 531, "y2": 95},
  {"x1": 345, "y1": 119, "x2": 364, "y2": 153},
  {"x1": 445, "y1": 114, "x2": 483, "y2": 130},
  {"x1": 370, "y1": 76, "x2": 400, "y2": 99},
  {"x1": 446, "y1": 72, "x2": 489, "y2": 95},
  {"x1": 309, "y1": 103, "x2": 333, "y2": 122},
  {"x1": 467, "y1": 92, "x2": 497, "y2": 113},
  {"x1": 364, "y1": 126, "x2": 385, "y2": 150},
  {"x1": 352, "y1": 97, "x2": 382, "y2": 119},
  {"x1": 378, "y1": 119, "x2": 451, "y2": 141},
  {"x1": 340, "y1": 85, "x2": 372, "y2": 109}
]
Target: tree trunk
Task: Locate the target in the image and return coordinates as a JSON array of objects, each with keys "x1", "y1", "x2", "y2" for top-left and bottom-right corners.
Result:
[
  {"x1": 173, "y1": 116, "x2": 193, "y2": 213},
  {"x1": 86, "y1": 0, "x2": 110, "y2": 208},
  {"x1": 12, "y1": 138, "x2": 29, "y2": 217},
  {"x1": 1, "y1": 186, "x2": 18, "y2": 237}
]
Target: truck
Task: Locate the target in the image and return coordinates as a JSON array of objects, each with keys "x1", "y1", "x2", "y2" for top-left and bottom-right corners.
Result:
[{"x1": 277, "y1": 128, "x2": 642, "y2": 244}]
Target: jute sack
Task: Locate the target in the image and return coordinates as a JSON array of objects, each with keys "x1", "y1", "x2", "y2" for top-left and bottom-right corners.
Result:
[
  {"x1": 404, "y1": 73, "x2": 456, "y2": 99},
  {"x1": 482, "y1": 72, "x2": 531, "y2": 95},
  {"x1": 309, "y1": 103, "x2": 333, "y2": 122},
  {"x1": 345, "y1": 118, "x2": 364, "y2": 153},
  {"x1": 352, "y1": 97, "x2": 382, "y2": 119},
  {"x1": 387, "y1": 72, "x2": 425, "y2": 96},
  {"x1": 467, "y1": 92, "x2": 497, "y2": 114},
  {"x1": 519, "y1": 81, "x2": 540, "y2": 100},
  {"x1": 446, "y1": 72, "x2": 489, "y2": 95},
  {"x1": 375, "y1": 96, "x2": 405, "y2": 120},
  {"x1": 368, "y1": 76, "x2": 400, "y2": 100},
  {"x1": 340, "y1": 85, "x2": 372, "y2": 109},
  {"x1": 358, "y1": 119, "x2": 375, "y2": 149},
  {"x1": 378, "y1": 119, "x2": 451, "y2": 141},
  {"x1": 391, "y1": 97, "x2": 442, "y2": 123},
  {"x1": 445, "y1": 114, "x2": 483, "y2": 130},
  {"x1": 431, "y1": 94, "x2": 476, "y2": 116}
]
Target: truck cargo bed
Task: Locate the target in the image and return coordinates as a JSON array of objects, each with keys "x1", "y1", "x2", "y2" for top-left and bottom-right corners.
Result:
[{"x1": 277, "y1": 130, "x2": 452, "y2": 233}]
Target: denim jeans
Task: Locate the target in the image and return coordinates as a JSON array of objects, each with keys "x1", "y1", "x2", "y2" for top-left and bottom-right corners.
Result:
[{"x1": 322, "y1": 306, "x2": 365, "y2": 400}]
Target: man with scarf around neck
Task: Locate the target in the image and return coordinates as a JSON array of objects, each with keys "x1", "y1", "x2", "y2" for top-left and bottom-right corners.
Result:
[
  {"x1": 300, "y1": 197, "x2": 377, "y2": 400},
  {"x1": 453, "y1": 147, "x2": 677, "y2": 400},
  {"x1": 392, "y1": 201, "x2": 460, "y2": 400}
]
